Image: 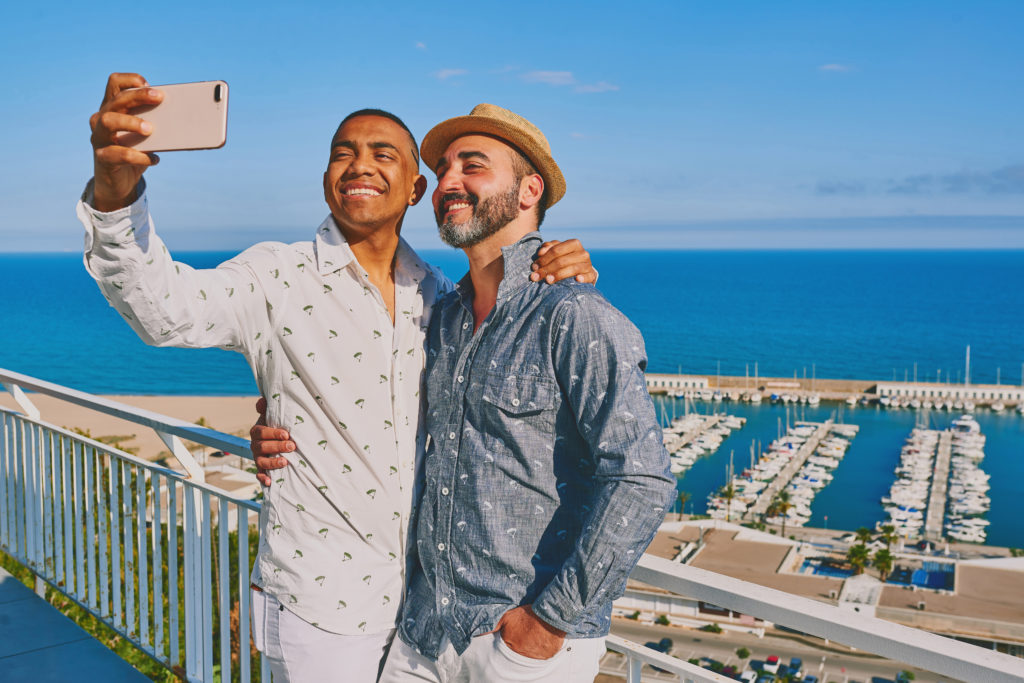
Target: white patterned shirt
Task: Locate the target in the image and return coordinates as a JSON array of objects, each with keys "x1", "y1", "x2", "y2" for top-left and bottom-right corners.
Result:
[{"x1": 77, "y1": 181, "x2": 451, "y2": 634}]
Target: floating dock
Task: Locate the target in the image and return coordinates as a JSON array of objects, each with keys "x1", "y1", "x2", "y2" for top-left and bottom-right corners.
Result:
[
  {"x1": 744, "y1": 419, "x2": 834, "y2": 522},
  {"x1": 664, "y1": 414, "x2": 723, "y2": 453},
  {"x1": 925, "y1": 430, "x2": 953, "y2": 542}
]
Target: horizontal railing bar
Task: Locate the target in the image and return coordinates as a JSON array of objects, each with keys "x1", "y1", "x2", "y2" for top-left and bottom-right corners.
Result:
[
  {"x1": 633, "y1": 554, "x2": 1024, "y2": 683},
  {"x1": 0, "y1": 409, "x2": 259, "y2": 511},
  {"x1": 605, "y1": 634, "x2": 736, "y2": 682},
  {"x1": 0, "y1": 368, "x2": 251, "y2": 456}
]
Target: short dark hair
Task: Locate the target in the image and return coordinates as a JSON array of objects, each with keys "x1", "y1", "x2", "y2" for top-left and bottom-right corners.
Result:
[
  {"x1": 335, "y1": 109, "x2": 419, "y2": 168},
  {"x1": 509, "y1": 149, "x2": 548, "y2": 227}
]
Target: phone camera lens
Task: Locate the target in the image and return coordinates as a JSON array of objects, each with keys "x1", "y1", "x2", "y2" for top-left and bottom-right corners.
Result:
[{"x1": 214, "y1": 84, "x2": 223, "y2": 102}]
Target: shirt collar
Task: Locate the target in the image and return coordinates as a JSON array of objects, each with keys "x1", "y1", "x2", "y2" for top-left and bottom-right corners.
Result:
[
  {"x1": 453, "y1": 231, "x2": 544, "y2": 303},
  {"x1": 314, "y1": 214, "x2": 429, "y2": 284},
  {"x1": 314, "y1": 215, "x2": 356, "y2": 275}
]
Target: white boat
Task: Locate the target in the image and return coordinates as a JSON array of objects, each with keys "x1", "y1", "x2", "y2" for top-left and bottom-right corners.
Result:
[{"x1": 991, "y1": 401, "x2": 1005, "y2": 413}]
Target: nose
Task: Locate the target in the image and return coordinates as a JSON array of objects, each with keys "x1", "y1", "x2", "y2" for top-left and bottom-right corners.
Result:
[
  {"x1": 435, "y1": 167, "x2": 463, "y2": 194},
  {"x1": 345, "y1": 150, "x2": 373, "y2": 177}
]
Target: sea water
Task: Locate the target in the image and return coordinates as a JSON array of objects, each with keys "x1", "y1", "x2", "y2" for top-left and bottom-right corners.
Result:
[{"x1": 2, "y1": 249, "x2": 1022, "y2": 545}]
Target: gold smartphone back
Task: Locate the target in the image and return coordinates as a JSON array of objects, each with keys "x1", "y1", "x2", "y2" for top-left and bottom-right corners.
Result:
[{"x1": 120, "y1": 80, "x2": 229, "y2": 152}]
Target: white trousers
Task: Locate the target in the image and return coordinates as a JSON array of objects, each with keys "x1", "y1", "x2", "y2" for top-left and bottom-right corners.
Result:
[
  {"x1": 378, "y1": 632, "x2": 605, "y2": 683},
  {"x1": 251, "y1": 588, "x2": 394, "y2": 682}
]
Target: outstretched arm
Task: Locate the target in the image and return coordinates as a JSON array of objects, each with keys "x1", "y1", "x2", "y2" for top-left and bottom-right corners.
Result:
[{"x1": 80, "y1": 73, "x2": 268, "y2": 355}]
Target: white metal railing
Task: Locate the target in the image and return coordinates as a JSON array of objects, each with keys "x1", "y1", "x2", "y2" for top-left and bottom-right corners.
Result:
[
  {"x1": 3, "y1": 368, "x2": 1024, "y2": 683},
  {"x1": 0, "y1": 368, "x2": 264, "y2": 683}
]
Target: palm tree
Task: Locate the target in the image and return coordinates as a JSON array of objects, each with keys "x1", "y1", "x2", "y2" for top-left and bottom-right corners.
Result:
[
  {"x1": 879, "y1": 524, "x2": 898, "y2": 550},
  {"x1": 855, "y1": 526, "x2": 874, "y2": 546},
  {"x1": 847, "y1": 543, "x2": 870, "y2": 575},
  {"x1": 677, "y1": 490, "x2": 690, "y2": 520},
  {"x1": 873, "y1": 548, "x2": 894, "y2": 581},
  {"x1": 719, "y1": 484, "x2": 736, "y2": 523},
  {"x1": 773, "y1": 491, "x2": 793, "y2": 537}
]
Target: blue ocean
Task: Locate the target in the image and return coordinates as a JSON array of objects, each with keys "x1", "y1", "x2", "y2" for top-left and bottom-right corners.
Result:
[{"x1": 2, "y1": 250, "x2": 1023, "y2": 546}]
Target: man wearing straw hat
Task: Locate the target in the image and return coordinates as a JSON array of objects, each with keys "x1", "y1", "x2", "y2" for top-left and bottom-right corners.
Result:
[{"x1": 378, "y1": 104, "x2": 674, "y2": 682}]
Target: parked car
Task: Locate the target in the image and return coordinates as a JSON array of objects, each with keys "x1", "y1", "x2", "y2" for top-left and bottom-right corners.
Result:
[
  {"x1": 763, "y1": 655, "x2": 781, "y2": 674},
  {"x1": 802, "y1": 676, "x2": 819, "y2": 683},
  {"x1": 788, "y1": 656, "x2": 803, "y2": 679},
  {"x1": 740, "y1": 670, "x2": 758, "y2": 682}
]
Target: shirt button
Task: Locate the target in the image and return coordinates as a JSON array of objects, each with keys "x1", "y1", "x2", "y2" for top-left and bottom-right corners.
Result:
[
  {"x1": 511, "y1": 398, "x2": 521, "y2": 407},
  {"x1": 441, "y1": 487, "x2": 449, "y2": 495},
  {"x1": 457, "y1": 375, "x2": 464, "y2": 383},
  {"x1": 437, "y1": 543, "x2": 446, "y2": 551},
  {"x1": 449, "y1": 432, "x2": 456, "y2": 440},
  {"x1": 462, "y1": 322, "x2": 469, "y2": 330},
  {"x1": 441, "y1": 597, "x2": 450, "y2": 606}
]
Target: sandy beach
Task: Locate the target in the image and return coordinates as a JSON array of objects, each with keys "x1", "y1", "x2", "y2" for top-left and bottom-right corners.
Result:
[{"x1": 0, "y1": 393, "x2": 260, "y2": 462}]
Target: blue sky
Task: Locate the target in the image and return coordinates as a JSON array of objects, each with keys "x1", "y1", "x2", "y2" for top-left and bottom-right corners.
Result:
[{"x1": 2, "y1": 1, "x2": 1023, "y2": 251}]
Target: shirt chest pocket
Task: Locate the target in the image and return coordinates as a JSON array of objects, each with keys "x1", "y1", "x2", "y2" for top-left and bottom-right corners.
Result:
[{"x1": 481, "y1": 371, "x2": 556, "y2": 413}]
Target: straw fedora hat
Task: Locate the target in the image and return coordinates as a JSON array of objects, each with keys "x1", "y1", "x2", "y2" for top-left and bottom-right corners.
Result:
[{"x1": 420, "y1": 103, "x2": 566, "y2": 207}]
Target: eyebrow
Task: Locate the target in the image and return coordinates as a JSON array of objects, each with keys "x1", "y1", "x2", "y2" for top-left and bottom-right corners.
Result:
[
  {"x1": 332, "y1": 139, "x2": 419, "y2": 164},
  {"x1": 435, "y1": 150, "x2": 491, "y2": 173},
  {"x1": 332, "y1": 140, "x2": 400, "y2": 153}
]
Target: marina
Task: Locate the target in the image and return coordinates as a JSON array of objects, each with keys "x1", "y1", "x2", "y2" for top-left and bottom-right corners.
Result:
[
  {"x1": 702, "y1": 418, "x2": 861, "y2": 528},
  {"x1": 653, "y1": 395, "x2": 1023, "y2": 548}
]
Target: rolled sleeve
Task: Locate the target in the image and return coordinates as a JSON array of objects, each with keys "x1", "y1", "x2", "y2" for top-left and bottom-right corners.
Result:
[{"x1": 531, "y1": 290, "x2": 675, "y2": 632}]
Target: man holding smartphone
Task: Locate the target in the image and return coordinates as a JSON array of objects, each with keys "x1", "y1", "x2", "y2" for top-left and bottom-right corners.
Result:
[{"x1": 79, "y1": 73, "x2": 596, "y2": 682}]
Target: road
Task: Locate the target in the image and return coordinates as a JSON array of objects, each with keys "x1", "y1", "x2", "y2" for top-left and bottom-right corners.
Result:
[{"x1": 604, "y1": 619, "x2": 961, "y2": 682}]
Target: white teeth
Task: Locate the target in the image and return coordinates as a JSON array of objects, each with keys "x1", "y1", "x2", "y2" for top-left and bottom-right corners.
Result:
[
  {"x1": 344, "y1": 187, "x2": 382, "y2": 196},
  {"x1": 447, "y1": 202, "x2": 470, "y2": 211}
]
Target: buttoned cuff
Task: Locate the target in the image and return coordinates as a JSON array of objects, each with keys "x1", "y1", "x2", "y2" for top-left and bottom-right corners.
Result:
[
  {"x1": 78, "y1": 178, "x2": 149, "y2": 253},
  {"x1": 530, "y1": 583, "x2": 584, "y2": 635}
]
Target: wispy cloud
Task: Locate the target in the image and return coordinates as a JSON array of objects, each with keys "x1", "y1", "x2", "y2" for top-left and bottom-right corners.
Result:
[
  {"x1": 521, "y1": 70, "x2": 576, "y2": 86},
  {"x1": 575, "y1": 81, "x2": 619, "y2": 93},
  {"x1": 888, "y1": 165, "x2": 1024, "y2": 195},
  {"x1": 819, "y1": 63, "x2": 854, "y2": 72},
  {"x1": 570, "y1": 132, "x2": 587, "y2": 139},
  {"x1": 415, "y1": 41, "x2": 427, "y2": 50},
  {"x1": 816, "y1": 180, "x2": 866, "y2": 196},
  {"x1": 434, "y1": 68, "x2": 468, "y2": 80},
  {"x1": 815, "y1": 165, "x2": 1024, "y2": 197},
  {"x1": 521, "y1": 70, "x2": 619, "y2": 93}
]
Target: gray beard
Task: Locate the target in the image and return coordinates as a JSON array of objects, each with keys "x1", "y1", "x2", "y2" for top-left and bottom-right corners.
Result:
[{"x1": 437, "y1": 185, "x2": 520, "y2": 248}]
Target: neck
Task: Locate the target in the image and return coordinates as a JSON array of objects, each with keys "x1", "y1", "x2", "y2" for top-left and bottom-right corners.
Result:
[
  {"x1": 463, "y1": 217, "x2": 537, "y2": 331},
  {"x1": 337, "y1": 217, "x2": 403, "y2": 283}
]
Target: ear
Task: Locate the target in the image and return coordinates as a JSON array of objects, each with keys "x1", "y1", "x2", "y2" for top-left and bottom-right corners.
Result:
[
  {"x1": 519, "y1": 173, "x2": 544, "y2": 211},
  {"x1": 409, "y1": 174, "x2": 428, "y2": 206},
  {"x1": 323, "y1": 171, "x2": 330, "y2": 204}
]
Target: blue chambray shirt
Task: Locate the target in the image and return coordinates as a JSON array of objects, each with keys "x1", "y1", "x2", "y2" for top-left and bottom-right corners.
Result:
[{"x1": 397, "y1": 232, "x2": 675, "y2": 658}]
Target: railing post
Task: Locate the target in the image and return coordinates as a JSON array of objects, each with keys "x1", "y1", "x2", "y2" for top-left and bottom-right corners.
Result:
[
  {"x1": 8, "y1": 383, "x2": 41, "y2": 421},
  {"x1": 627, "y1": 654, "x2": 643, "y2": 682},
  {"x1": 156, "y1": 430, "x2": 205, "y2": 483}
]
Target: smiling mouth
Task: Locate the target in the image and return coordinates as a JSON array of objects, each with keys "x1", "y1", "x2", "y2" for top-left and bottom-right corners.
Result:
[
  {"x1": 342, "y1": 187, "x2": 383, "y2": 197},
  {"x1": 444, "y1": 201, "x2": 471, "y2": 216}
]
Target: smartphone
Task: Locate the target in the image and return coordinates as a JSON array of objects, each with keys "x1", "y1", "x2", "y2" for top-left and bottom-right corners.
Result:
[{"x1": 120, "y1": 80, "x2": 229, "y2": 152}]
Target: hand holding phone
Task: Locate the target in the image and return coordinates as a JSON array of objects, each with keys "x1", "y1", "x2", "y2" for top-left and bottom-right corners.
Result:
[
  {"x1": 89, "y1": 74, "x2": 229, "y2": 212},
  {"x1": 120, "y1": 80, "x2": 229, "y2": 152}
]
